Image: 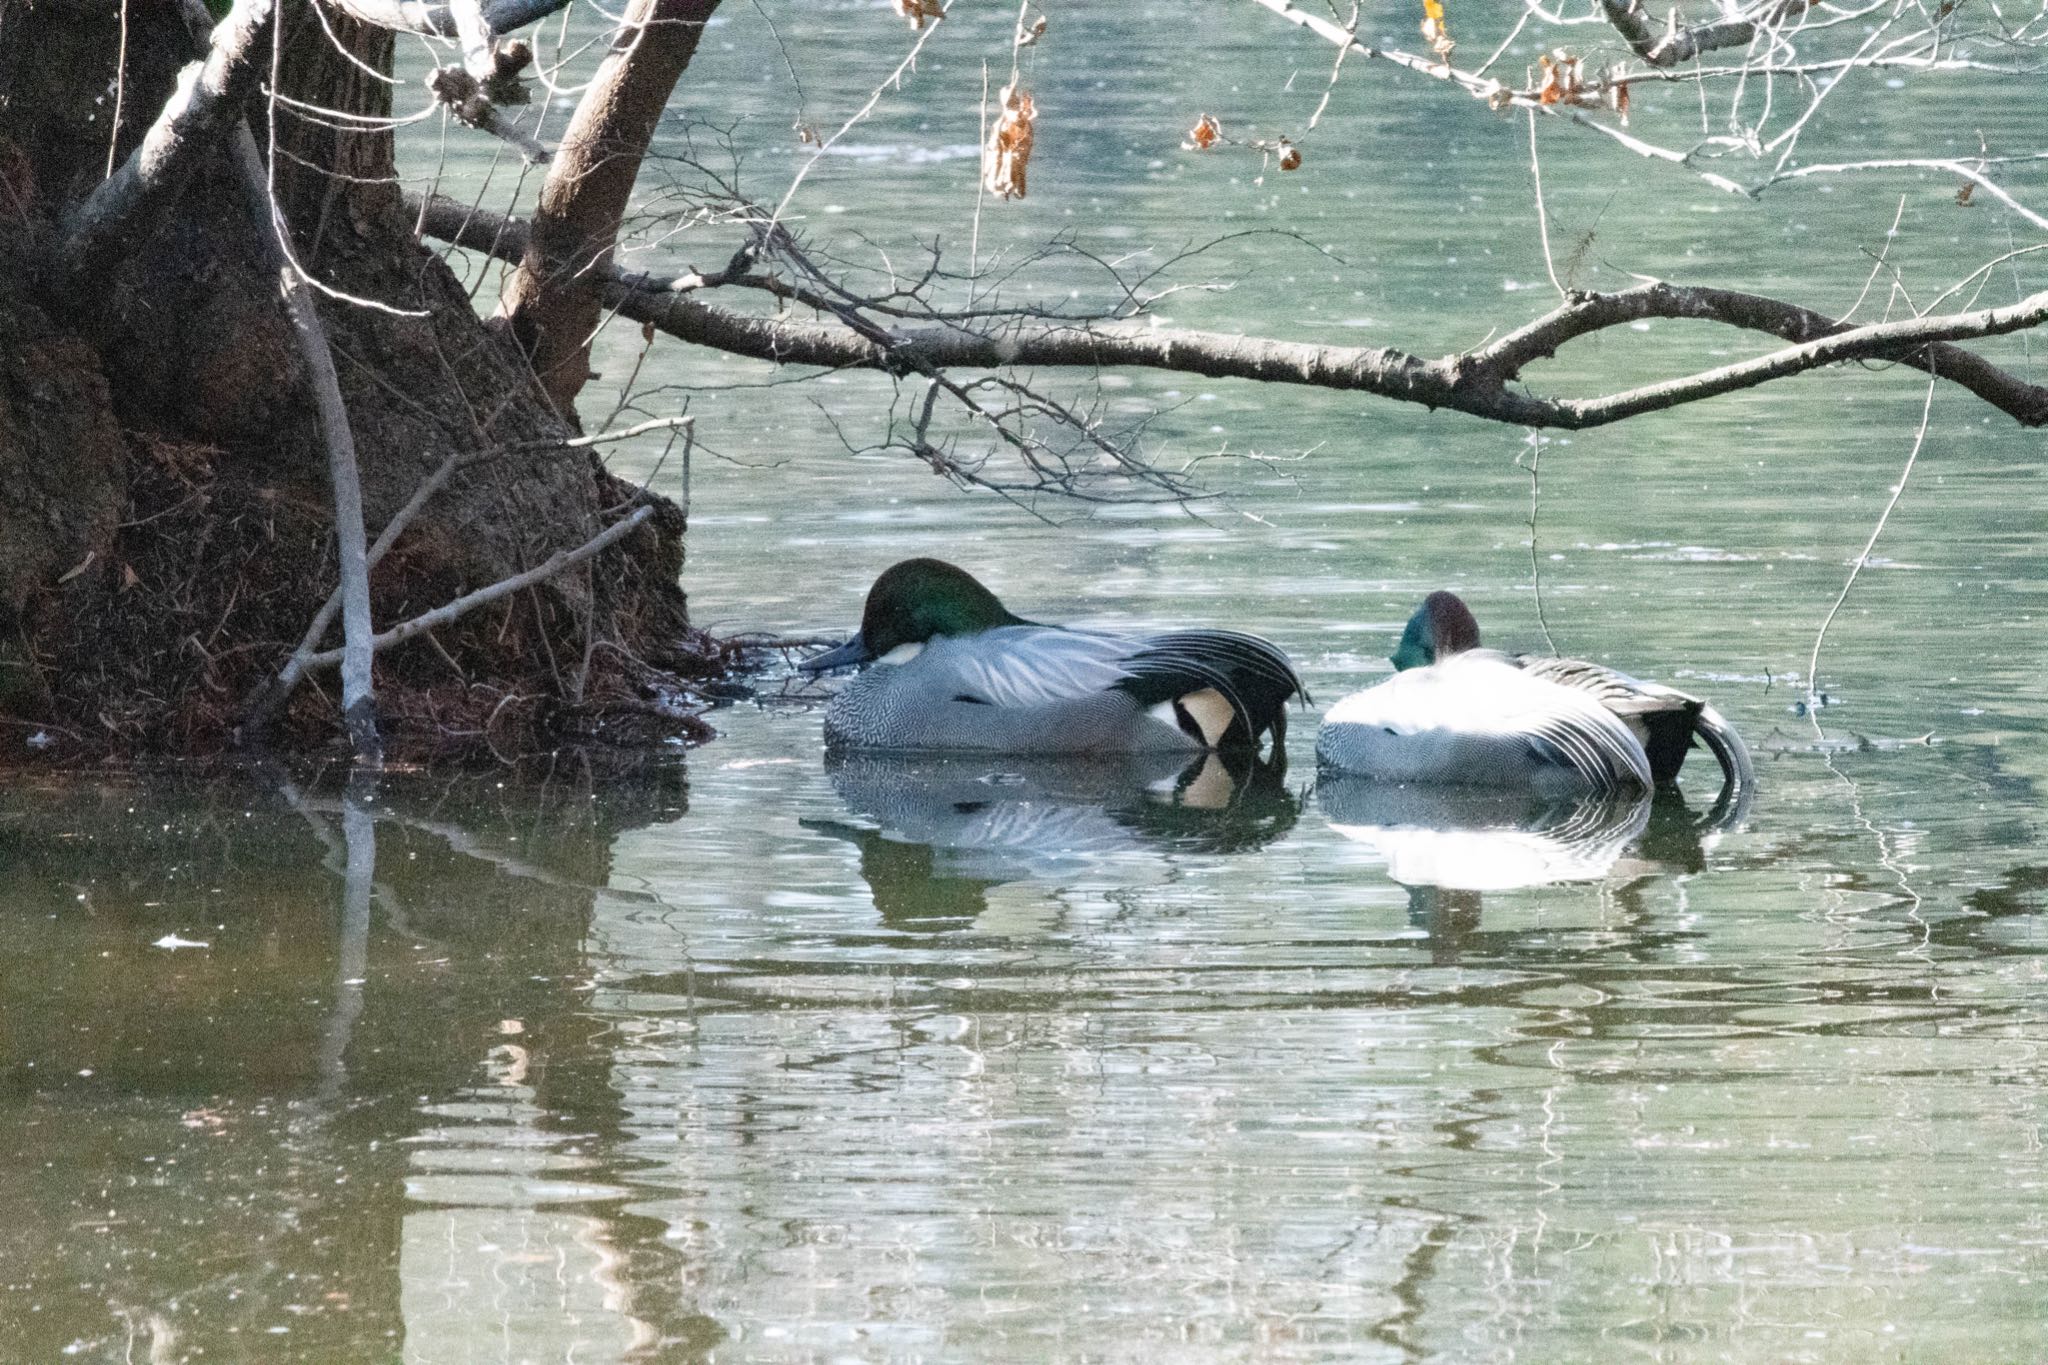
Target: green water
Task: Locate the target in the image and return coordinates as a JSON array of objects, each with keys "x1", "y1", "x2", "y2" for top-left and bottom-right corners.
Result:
[{"x1": 6, "y1": 2, "x2": 2048, "y2": 1360}]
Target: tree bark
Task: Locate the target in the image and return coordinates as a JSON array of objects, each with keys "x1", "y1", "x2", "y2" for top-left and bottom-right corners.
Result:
[
  {"x1": 496, "y1": 0, "x2": 722, "y2": 420},
  {"x1": 0, "y1": 1, "x2": 703, "y2": 758}
]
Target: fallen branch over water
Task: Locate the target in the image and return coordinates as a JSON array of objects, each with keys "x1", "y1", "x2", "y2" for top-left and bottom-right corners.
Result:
[{"x1": 414, "y1": 194, "x2": 2048, "y2": 429}]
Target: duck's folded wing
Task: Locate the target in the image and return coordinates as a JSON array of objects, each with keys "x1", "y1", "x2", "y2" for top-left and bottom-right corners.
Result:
[
  {"x1": 1452, "y1": 660, "x2": 1654, "y2": 792},
  {"x1": 925, "y1": 626, "x2": 1301, "y2": 748},
  {"x1": 1516, "y1": 655, "x2": 1693, "y2": 715},
  {"x1": 930, "y1": 627, "x2": 1143, "y2": 708}
]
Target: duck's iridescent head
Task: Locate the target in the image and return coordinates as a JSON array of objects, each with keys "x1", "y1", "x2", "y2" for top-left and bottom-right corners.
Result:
[
  {"x1": 1391, "y1": 590, "x2": 1481, "y2": 671},
  {"x1": 801, "y1": 558, "x2": 1026, "y2": 672}
]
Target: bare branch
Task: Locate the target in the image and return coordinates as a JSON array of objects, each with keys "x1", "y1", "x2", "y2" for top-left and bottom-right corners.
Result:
[
  {"x1": 1467, "y1": 283, "x2": 2048, "y2": 425},
  {"x1": 425, "y1": 66, "x2": 551, "y2": 164},
  {"x1": 62, "y1": 0, "x2": 276, "y2": 280},
  {"x1": 419, "y1": 196, "x2": 2048, "y2": 430},
  {"x1": 1598, "y1": 0, "x2": 1810, "y2": 67},
  {"x1": 496, "y1": 0, "x2": 723, "y2": 416},
  {"x1": 1760, "y1": 155, "x2": 2048, "y2": 233},
  {"x1": 298, "y1": 507, "x2": 656, "y2": 672},
  {"x1": 323, "y1": 0, "x2": 571, "y2": 40},
  {"x1": 245, "y1": 451, "x2": 463, "y2": 735},
  {"x1": 151, "y1": 0, "x2": 382, "y2": 756}
]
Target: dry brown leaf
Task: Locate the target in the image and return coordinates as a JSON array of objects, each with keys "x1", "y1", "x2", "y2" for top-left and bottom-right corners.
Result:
[
  {"x1": 1528, "y1": 53, "x2": 1630, "y2": 118},
  {"x1": 1277, "y1": 140, "x2": 1303, "y2": 172},
  {"x1": 893, "y1": 0, "x2": 945, "y2": 29},
  {"x1": 1187, "y1": 113, "x2": 1222, "y2": 151},
  {"x1": 1536, "y1": 52, "x2": 1594, "y2": 105},
  {"x1": 1421, "y1": 0, "x2": 1455, "y2": 60},
  {"x1": 985, "y1": 83, "x2": 1036, "y2": 201}
]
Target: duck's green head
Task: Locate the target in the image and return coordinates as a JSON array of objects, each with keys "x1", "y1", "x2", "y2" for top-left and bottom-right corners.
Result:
[
  {"x1": 1391, "y1": 590, "x2": 1481, "y2": 671},
  {"x1": 801, "y1": 558, "x2": 1026, "y2": 671}
]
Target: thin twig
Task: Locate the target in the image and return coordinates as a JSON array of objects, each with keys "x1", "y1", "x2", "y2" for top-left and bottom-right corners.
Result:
[
  {"x1": 1806, "y1": 371, "x2": 1937, "y2": 714},
  {"x1": 106, "y1": 0, "x2": 131, "y2": 180},
  {"x1": 1304, "y1": 3, "x2": 1360, "y2": 131},
  {"x1": 766, "y1": 12, "x2": 949, "y2": 229},
  {"x1": 1843, "y1": 195, "x2": 1908, "y2": 323},
  {"x1": 970, "y1": 59, "x2": 989, "y2": 287},
  {"x1": 1528, "y1": 108, "x2": 1565, "y2": 300},
  {"x1": 1521, "y1": 432, "x2": 1559, "y2": 654}
]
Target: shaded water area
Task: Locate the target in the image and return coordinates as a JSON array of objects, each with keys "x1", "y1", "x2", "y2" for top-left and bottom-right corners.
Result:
[{"x1": 7, "y1": 2, "x2": 2048, "y2": 1360}]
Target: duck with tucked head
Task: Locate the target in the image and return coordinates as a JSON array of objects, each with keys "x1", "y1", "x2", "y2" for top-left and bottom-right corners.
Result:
[
  {"x1": 1316, "y1": 590, "x2": 1754, "y2": 798},
  {"x1": 801, "y1": 558, "x2": 1304, "y2": 754}
]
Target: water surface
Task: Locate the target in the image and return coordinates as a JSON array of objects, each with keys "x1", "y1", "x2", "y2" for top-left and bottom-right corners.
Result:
[{"x1": 6, "y1": 2, "x2": 2047, "y2": 1360}]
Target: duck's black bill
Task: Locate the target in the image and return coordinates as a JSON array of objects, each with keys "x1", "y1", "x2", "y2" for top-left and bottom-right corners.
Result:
[{"x1": 799, "y1": 635, "x2": 873, "y2": 672}]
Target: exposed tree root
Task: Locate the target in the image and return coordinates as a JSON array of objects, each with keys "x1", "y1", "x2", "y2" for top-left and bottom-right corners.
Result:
[{"x1": 7, "y1": 431, "x2": 734, "y2": 765}]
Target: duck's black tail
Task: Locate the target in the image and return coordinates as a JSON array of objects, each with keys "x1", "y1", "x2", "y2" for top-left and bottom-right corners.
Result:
[
  {"x1": 1117, "y1": 630, "x2": 1306, "y2": 752},
  {"x1": 1694, "y1": 700, "x2": 1756, "y2": 796}
]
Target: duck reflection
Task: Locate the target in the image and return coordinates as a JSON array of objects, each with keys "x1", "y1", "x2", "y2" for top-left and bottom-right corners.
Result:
[
  {"x1": 1319, "y1": 775, "x2": 1743, "y2": 961},
  {"x1": 805, "y1": 749, "x2": 1301, "y2": 928},
  {"x1": 1319, "y1": 779, "x2": 1654, "y2": 892}
]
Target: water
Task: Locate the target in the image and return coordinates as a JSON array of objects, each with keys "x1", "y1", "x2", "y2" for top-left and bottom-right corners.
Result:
[{"x1": 6, "y1": 2, "x2": 2048, "y2": 1360}]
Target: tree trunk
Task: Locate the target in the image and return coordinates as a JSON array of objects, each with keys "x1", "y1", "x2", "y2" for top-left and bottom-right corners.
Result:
[
  {"x1": 0, "y1": 0, "x2": 711, "y2": 758},
  {"x1": 496, "y1": 0, "x2": 721, "y2": 420}
]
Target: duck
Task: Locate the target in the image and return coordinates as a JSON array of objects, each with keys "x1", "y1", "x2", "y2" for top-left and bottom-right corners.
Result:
[
  {"x1": 799, "y1": 558, "x2": 1304, "y2": 754},
  {"x1": 1316, "y1": 590, "x2": 1754, "y2": 797}
]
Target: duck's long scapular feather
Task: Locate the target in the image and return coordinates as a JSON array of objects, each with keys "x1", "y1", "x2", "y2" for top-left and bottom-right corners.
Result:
[
  {"x1": 935, "y1": 625, "x2": 1302, "y2": 749},
  {"x1": 1112, "y1": 629, "x2": 1306, "y2": 748},
  {"x1": 1519, "y1": 705, "x2": 1653, "y2": 793},
  {"x1": 1691, "y1": 700, "x2": 1756, "y2": 790},
  {"x1": 1517, "y1": 655, "x2": 1753, "y2": 791}
]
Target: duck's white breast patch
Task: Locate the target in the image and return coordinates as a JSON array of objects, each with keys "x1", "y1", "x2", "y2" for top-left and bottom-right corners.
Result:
[
  {"x1": 877, "y1": 642, "x2": 926, "y2": 666},
  {"x1": 1146, "y1": 687, "x2": 1234, "y2": 747},
  {"x1": 1177, "y1": 688, "x2": 1235, "y2": 748}
]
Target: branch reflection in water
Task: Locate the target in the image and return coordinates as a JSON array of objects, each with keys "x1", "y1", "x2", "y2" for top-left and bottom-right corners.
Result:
[{"x1": 0, "y1": 760, "x2": 721, "y2": 1362}]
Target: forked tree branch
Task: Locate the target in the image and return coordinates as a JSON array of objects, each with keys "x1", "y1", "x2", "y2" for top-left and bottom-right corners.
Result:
[
  {"x1": 1598, "y1": 0, "x2": 1810, "y2": 67},
  {"x1": 416, "y1": 195, "x2": 2048, "y2": 429},
  {"x1": 62, "y1": 0, "x2": 275, "y2": 280},
  {"x1": 323, "y1": 0, "x2": 569, "y2": 40},
  {"x1": 297, "y1": 506, "x2": 655, "y2": 671},
  {"x1": 495, "y1": 0, "x2": 724, "y2": 417}
]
